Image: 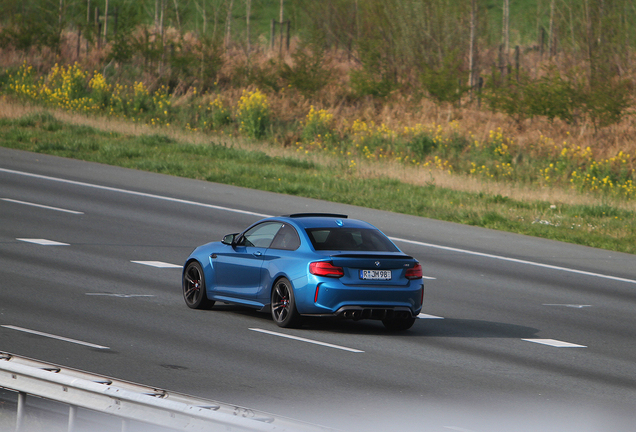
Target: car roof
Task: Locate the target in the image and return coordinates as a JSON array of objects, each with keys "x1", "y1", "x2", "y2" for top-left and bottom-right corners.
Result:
[{"x1": 272, "y1": 213, "x2": 376, "y2": 230}]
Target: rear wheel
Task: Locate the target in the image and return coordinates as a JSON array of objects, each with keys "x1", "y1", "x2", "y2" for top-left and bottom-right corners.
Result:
[
  {"x1": 271, "y1": 277, "x2": 302, "y2": 328},
  {"x1": 183, "y1": 261, "x2": 215, "y2": 309},
  {"x1": 382, "y1": 316, "x2": 416, "y2": 331}
]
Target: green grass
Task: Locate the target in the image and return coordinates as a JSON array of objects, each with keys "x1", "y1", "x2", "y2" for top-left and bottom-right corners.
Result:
[{"x1": 1, "y1": 111, "x2": 635, "y2": 254}]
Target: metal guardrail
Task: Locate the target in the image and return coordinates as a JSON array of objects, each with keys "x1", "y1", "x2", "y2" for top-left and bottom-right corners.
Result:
[{"x1": 0, "y1": 352, "x2": 333, "y2": 432}]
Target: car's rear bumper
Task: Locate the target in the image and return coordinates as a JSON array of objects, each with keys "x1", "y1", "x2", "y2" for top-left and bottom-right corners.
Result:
[
  {"x1": 302, "y1": 305, "x2": 417, "y2": 320},
  {"x1": 296, "y1": 280, "x2": 424, "y2": 317}
]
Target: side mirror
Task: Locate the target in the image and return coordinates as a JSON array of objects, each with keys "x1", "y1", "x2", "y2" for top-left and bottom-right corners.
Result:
[{"x1": 222, "y1": 233, "x2": 238, "y2": 246}]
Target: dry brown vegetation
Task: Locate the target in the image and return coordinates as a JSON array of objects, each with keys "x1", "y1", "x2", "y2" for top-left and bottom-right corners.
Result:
[{"x1": 3, "y1": 93, "x2": 631, "y2": 212}]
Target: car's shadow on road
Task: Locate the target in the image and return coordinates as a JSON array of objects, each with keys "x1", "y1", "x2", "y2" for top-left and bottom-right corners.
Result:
[
  {"x1": 411, "y1": 318, "x2": 539, "y2": 338},
  {"x1": 302, "y1": 317, "x2": 540, "y2": 338},
  {"x1": 212, "y1": 304, "x2": 540, "y2": 339}
]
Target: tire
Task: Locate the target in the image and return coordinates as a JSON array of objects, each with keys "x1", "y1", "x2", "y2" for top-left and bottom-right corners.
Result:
[
  {"x1": 271, "y1": 277, "x2": 302, "y2": 328},
  {"x1": 382, "y1": 316, "x2": 416, "y2": 331},
  {"x1": 183, "y1": 261, "x2": 215, "y2": 310}
]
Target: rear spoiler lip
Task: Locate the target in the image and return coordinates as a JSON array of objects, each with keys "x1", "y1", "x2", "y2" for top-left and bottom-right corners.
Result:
[
  {"x1": 328, "y1": 253, "x2": 415, "y2": 260},
  {"x1": 281, "y1": 213, "x2": 348, "y2": 219}
]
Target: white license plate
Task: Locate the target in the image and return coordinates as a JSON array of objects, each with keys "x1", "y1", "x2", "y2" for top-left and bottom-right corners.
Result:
[{"x1": 359, "y1": 270, "x2": 392, "y2": 280}]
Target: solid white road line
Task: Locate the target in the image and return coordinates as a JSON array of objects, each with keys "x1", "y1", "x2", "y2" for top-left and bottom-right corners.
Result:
[
  {"x1": 1, "y1": 325, "x2": 110, "y2": 350},
  {"x1": 250, "y1": 328, "x2": 364, "y2": 353},
  {"x1": 16, "y1": 238, "x2": 70, "y2": 246},
  {"x1": 4, "y1": 167, "x2": 635, "y2": 286},
  {"x1": 391, "y1": 236, "x2": 636, "y2": 285},
  {"x1": 131, "y1": 260, "x2": 182, "y2": 268},
  {"x1": 2, "y1": 198, "x2": 84, "y2": 214},
  {"x1": 0, "y1": 168, "x2": 269, "y2": 218},
  {"x1": 522, "y1": 338, "x2": 587, "y2": 348}
]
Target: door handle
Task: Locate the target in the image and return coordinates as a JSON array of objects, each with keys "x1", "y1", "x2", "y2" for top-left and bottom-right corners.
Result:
[{"x1": 253, "y1": 251, "x2": 262, "y2": 257}]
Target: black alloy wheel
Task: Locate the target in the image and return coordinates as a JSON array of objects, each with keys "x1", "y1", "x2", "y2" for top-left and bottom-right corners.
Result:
[
  {"x1": 271, "y1": 277, "x2": 302, "y2": 328},
  {"x1": 183, "y1": 261, "x2": 215, "y2": 309}
]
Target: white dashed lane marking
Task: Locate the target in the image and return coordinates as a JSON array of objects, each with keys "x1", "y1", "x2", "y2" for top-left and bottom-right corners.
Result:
[
  {"x1": 250, "y1": 328, "x2": 364, "y2": 353},
  {"x1": 1, "y1": 325, "x2": 110, "y2": 350},
  {"x1": 418, "y1": 313, "x2": 444, "y2": 319},
  {"x1": 131, "y1": 261, "x2": 182, "y2": 268},
  {"x1": 522, "y1": 339, "x2": 587, "y2": 348},
  {"x1": 86, "y1": 293, "x2": 155, "y2": 298},
  {"x1": 16, "y1": 238, "x2": 70, "y2": 246},
  {"x1": 444, "y1": 427, "x2": 477, "y2": 432},
  {"x1": 543, "y1": 304, "x2": 592, "y2": 308}
]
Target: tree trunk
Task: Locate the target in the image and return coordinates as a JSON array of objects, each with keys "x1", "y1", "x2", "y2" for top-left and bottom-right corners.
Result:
[
  {"x1": 173, "y1": 0, "x2": 181, "y2": 32},
  {"x1": 155, "y1": 0, "x2": 159, "y2": 32},
  {"x1": 160, "y1": 0, "x2": 165, "y2": 42},
  {"x1": 548, "y1": 0, "x2": 555, "y2": 58},
  {"x1": 502, "y1": 0, "x2": 509, "y2": 53},
  {"x1": 203, "y1": 3, "x2": 207, "y2": 35},
  {"x1": 104, "y1": 0, "x2": 109, "y2": 43},
  {"x1": 279, "y1": 0, "x2": 284, "y2": 55},
  {"x1": 469, "y1": 0, "x2": 477, "y2": 88},
  {"x1": 58, "y1": 0, "x2": 64, "y2": 27},
  {"x1": 246, "y1": 0, "x2": 251, "y2": 56},
  {"x1": 225, "y1": 0, "x2": 234, "y2": 50}
]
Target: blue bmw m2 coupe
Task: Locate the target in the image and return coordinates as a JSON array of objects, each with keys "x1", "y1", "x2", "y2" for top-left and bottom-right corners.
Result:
[{"x1": 182, "y1": 213, "x2": 423, "y2": 330}]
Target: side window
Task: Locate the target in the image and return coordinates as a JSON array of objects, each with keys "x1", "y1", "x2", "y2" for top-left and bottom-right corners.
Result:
[
  {"x1": 270, "y1": 224, "x2": 301, "y2": 251},
  {"x1": 237, "y1": 222, "x2": 282, "y2": 248}
]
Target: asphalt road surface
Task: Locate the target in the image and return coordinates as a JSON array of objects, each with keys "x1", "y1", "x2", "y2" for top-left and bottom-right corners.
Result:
[{"x1": 2, "y1": 147, "x2": 636, "y2": 432}]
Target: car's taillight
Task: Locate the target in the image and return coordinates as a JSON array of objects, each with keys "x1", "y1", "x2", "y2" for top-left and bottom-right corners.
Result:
[
  {"x1": 405, "y1": 263, "x2": 423, "y2": 280},
  {"x1": 310, "y1": 261, "x2": 344, "y2": 278}
]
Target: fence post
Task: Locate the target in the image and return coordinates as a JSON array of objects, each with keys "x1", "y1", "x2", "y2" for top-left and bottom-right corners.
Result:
[
  {"x1": 77, "y1": 28, "x2": 82, "y2": 59},
  {"x1": 68, "y1": 405, "x2": 77, "y2": 432},
  {"x1": 514, "y1": 45, "x2": 520, "y2": 81},
  {"x1": 15, "y1": 391, "x2": 26, "y2": 432},
  {"x1": 498, "y1": 44, "x2": 506, "y2": 83},
  {"x1": 270, "y1": 19, "x2": 275, "y2": 51},
  {"x1": 278, "y1": 20, "x2": 284, "y2": 56},
  {"x1": 477, "y1": 77, "x2": 483, "y2": 109}
]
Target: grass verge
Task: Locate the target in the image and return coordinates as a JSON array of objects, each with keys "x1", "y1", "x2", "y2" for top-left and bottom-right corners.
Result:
[{"x1": 1, "y1": 110, "x2": 635, "y2": 254}]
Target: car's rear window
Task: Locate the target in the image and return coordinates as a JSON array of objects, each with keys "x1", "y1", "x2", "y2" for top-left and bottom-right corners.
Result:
[{"x1": 306, "y1": 228, "x2": 399, "y2": 252}]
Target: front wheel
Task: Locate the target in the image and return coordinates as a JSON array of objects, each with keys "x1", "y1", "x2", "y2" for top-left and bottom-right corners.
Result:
[
  {"x1": 183, "y1": 261, "x2": 215, "y2": 309},
  {"x1": 382, "y1": 316, "x2": 416, "y2": 331},
  {"x1": 271, "y1": 277, "x2": 302, "y2": 328}
]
